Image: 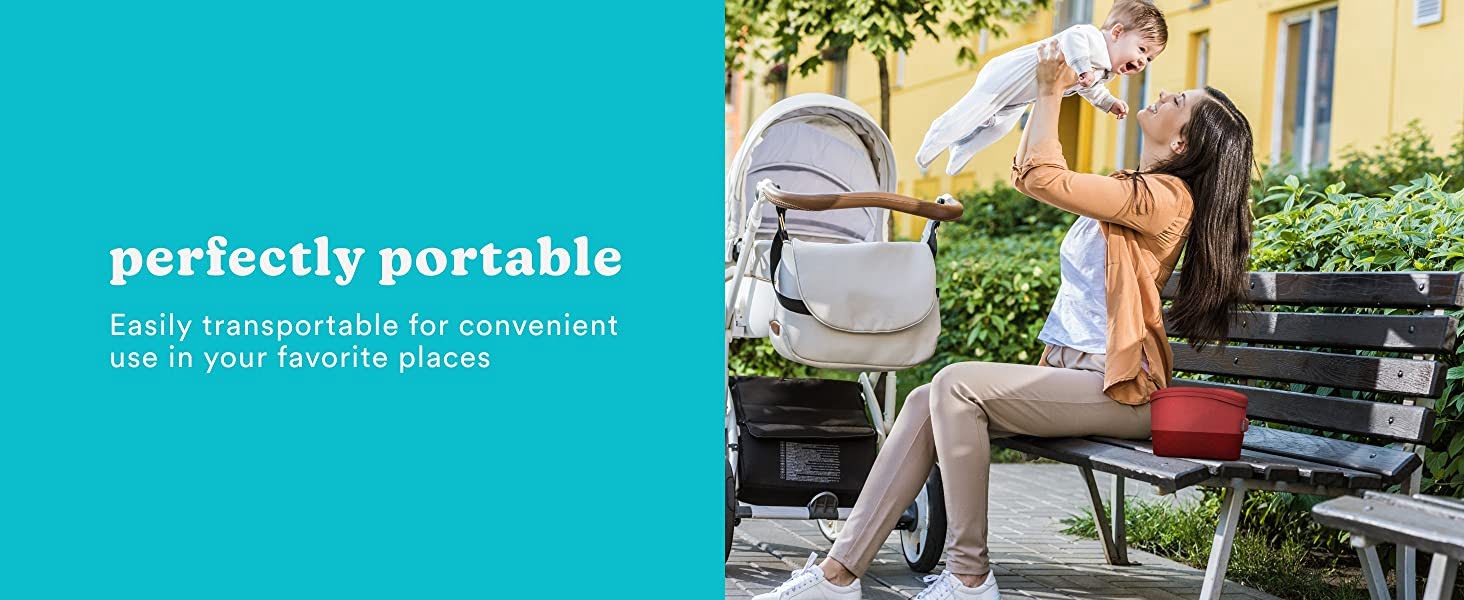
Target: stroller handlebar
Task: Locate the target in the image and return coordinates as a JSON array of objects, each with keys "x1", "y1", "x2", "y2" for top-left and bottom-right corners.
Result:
[{"x1": 757, "y1": 180, "x2": 964, "y2": 222}]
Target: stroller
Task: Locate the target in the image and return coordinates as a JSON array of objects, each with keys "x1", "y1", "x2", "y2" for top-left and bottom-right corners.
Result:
[{"x1": 725, "y1": 93, "x2": 962, "y2": 572}]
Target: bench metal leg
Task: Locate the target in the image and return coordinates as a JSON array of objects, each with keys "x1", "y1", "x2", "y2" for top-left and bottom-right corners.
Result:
[
  {"x1": 1397, "y1": 545, "x2": 1417, "y2": 600},
  {"x1": 1078, "y1": 467, "x2": 1132, "y2": 566},
  {"x1": 1356, "y1": 542, "x2": 1392, "y2": 600},
  {"x1": 1199, "y1": 484, "x2": 1245, "y2": 600},
  {"x1": 1111, "y1": 475, "x2": 1129, "y2": 565},
  {"x1": 1422, "y1": 553, "x2": 1457, "y2": 600}
]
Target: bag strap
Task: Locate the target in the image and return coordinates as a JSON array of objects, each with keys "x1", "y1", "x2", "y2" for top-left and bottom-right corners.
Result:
[{"x1": 769, "y1": 207, "x2": 813, "y2": 316}]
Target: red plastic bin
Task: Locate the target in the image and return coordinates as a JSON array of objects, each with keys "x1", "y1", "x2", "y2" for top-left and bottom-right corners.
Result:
[{"x1": 1149, "y1": 386, "x2": 1249, "y2": 461}]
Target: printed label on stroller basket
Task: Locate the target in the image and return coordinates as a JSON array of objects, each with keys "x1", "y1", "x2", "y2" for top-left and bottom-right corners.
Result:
[{"x1": 780, "y1": 441, "x2": 840, "y2": 484}]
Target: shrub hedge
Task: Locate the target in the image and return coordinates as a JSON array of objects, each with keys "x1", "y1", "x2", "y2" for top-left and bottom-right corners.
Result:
[{"x1": 1249, "y1": 175, "x2": 1464, "y2": 498}]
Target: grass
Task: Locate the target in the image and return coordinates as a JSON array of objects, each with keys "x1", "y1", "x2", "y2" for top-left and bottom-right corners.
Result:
[{"x1": 1059, "y1": 494, "x2": 1371, "y2": 600}]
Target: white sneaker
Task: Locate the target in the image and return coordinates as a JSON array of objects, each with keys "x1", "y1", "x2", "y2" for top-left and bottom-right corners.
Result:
[
  {"x1": 752, "y1": 553, "x2": 862, "y2": 600},
  {"x1": 914, "y1": 570, "x2": 1000, "y2": 600}
]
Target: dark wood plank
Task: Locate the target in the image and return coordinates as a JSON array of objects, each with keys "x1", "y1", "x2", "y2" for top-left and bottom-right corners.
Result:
[
  {"x1": 1213, "y1": 462, "x2": 1252, "y2": 479},
  {"x1": 1236, "y1": 451, "x2": 1301, "y2": 483},
  {"x1": 1171, "y1": 343, "x2": 1447, "y2": 397},
  {"x1": 1094, "y1": 437, "x2": 1384, "y2": 489},
  {"x1": 1163, "y1": 271, "x2": 1464, "y2": 309},
  {"x1": 1241, "y1": 427, "x2": 1422, "y2": 482},
  {"x1": 1164, "y1": 311, "x2": 1458, "y2": 354},
  {"x1": 1313, "y1": 495, "x2": 1464, "y2": 560},
  {"x1": 991, "y1": 436, "x2": 1209, "y2": 494},
  {"x1": 1170, "y1": 379, "x2": 1434, "y2": 443}
]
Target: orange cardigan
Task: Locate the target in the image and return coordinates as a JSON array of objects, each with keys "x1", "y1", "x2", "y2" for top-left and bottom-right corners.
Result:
[{"x1": 1012, "y1": 139, "x2": 1194, "y2": 405}]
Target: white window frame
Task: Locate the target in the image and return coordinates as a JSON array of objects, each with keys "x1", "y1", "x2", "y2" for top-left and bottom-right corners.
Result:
[
  {"x1": 1053, "y1": 0, "x2": 1094, "y2": 31},
  {"x1": 1269, "y1": 3, "x2": 1338, "y2": 169},
  {"x1": 1194, "y1": 31, "x2": 1209, "y2": 88},
  {"x1": 1114, "y1": 73, "x2": 1149, "y2": 171},
  {"x1": 895, "y1": 50, "x2": 906, "y2": 88},
  {"x1": 831, "y1": 58, "x2": 848, "y2": 97}
]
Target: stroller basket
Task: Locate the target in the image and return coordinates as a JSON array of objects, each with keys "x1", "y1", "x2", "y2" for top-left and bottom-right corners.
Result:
[{"x1": 730, "y1": 376, "x2": 876, "y2": 508}]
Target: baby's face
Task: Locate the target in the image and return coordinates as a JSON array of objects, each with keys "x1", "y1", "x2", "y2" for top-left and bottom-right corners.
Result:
[{"x1": 1107, "y1": 29, "x2": 1163, "y2": 76}]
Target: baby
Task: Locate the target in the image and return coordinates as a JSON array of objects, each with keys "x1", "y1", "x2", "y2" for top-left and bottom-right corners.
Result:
[{"x1": 916, "y1": 0, "x2": 1168, "y2": 175}]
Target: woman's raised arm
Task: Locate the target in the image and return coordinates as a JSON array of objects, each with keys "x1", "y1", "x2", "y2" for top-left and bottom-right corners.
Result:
[{"x1": 1012, "y1": 41, "x2": 1182, "y2": 234}]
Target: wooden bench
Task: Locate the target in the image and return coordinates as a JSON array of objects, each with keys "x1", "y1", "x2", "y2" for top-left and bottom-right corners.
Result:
[
  {"x1": 1313, "y1": 492, "x2": 1464, "y2": 600},
  {"x1": 992, "y1": 271, "x2": 1464, "y2": 600}
]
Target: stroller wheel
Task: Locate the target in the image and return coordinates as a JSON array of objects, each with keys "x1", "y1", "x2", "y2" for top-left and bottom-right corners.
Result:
[
  {"x1": 816, "y1": 519, "x2": 844, "y2": 543},
  {"x1": 726, "y1": 457, "x2": 737, "y2": 561},
  {"x1": 901, "y1": 465, "x2": 947, "y2": 573}
]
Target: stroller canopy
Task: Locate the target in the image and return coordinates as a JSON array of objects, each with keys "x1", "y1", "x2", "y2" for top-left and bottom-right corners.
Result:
[{"x1": 726, "y1": 94, "x2": 897, "y2": 245}]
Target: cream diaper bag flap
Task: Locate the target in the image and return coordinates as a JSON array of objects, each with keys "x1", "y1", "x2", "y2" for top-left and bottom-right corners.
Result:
[{"x1": 766, "y1": 204, "x2": 943, "y2": 371}]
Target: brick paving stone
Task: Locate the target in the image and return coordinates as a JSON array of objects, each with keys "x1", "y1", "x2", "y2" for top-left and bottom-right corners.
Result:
[{"x1": 727, "y1": 464, "x2": 1280, "y2": 599}]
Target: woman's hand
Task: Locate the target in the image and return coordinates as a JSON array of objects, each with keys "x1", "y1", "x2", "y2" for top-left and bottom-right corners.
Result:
[{"x1": 1035, "y1": 40, "x2": 1078, "y2": 97}]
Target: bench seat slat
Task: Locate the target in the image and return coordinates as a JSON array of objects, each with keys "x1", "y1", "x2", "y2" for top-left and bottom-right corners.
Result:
[
  {"x1": 991, "y1": 436, "x2": 1208, "y2": 494},
  {"x1": 1313, "y1": 495, "x2": 1464, "y2": 560},
  {"x1": 1164, "y1": 311, "x2": 1458, "y2": 354},
  {"x1": 1171, "y1": 343, "x2": 1447, "y2": 397},
  {"x1": 1092, "y1": 437, "x2": 1384, "y2": 489},
  {"x1": 1240, "y1": 427, "x2": 1421, "y2": 482},
  {"x1": 1170, "y1": 379, "x2": 1433, "y2": 443},
  {"x1": 1162, "y1": 271, "x2": 1464, "y2": 309}
]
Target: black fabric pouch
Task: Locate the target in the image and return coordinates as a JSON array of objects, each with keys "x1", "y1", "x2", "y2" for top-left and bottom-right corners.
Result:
[{"x1": 730, "y1": 376, "x2": 876, "y2": 508}]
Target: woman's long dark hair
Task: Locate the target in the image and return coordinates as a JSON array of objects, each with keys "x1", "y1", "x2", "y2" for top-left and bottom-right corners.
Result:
[{"x1": 1139, "y1": 86, "x2": 1255, "y2": 350}]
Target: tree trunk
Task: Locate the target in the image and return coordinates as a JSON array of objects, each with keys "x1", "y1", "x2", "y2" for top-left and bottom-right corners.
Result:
[{"x1": 877, "y1": 55, "x2": 891, "y2": 135}]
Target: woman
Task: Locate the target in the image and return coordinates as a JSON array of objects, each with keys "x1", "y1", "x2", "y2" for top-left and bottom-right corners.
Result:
[{"x1": 755, "y1": 41, "x2": 1255, "y2": 600}]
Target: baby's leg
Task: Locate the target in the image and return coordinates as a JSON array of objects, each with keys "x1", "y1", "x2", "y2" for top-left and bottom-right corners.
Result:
[
  {"x1": 915, "y1": 77, "x2": 1002, "y2": 169},
  {"x1": 944, "y1": 106, "x2": 1026, "y2": 175}
]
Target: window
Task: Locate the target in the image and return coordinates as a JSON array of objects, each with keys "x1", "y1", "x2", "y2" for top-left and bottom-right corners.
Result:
[
  {"x1": 831, "y1": 59, "x2": 848, "y2": 97},
  {"x1": 895, "y1": 51, "x2": 906, "y2": 88},
  {"x1": 950, "y1": 172, "x2": 976, "y2": 195},
  {"x1": 1271, "y1": 4, "x2": 1338, "y2": 170},
  {"x1": 1114, "y1": 71, "x2": 1149, "y2": 170},
  {"x1": 1191, "y1": 31, "x2": 1209, "y2": 88},
  {"x1": 1053, "y1": 0, "x2": 1094, "y2": 31},
  {"x1": 914, "y1": 177, "x2": 942, "y2": 203},
  {"x1": 1415, "y1": 0, "x2": 1443, "y2": 26}
]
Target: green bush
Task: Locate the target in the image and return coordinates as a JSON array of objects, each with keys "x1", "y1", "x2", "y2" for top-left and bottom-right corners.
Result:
[
  {"x1": 950, "y1": 181, "x2": 1074, "y2": 237},
  {"x1": 1251, "y1": 175, "x2": 1464, "y2": 498},
  {"x1": 1061, "y1": 493, "x2": 1369, "y2": 600},
  {"x1": 1253, "y1": 122, "x2": 1464, "y2": 218},
  {"x1": 903, "y1": 230, "x2": 1061, "y2": 391}
]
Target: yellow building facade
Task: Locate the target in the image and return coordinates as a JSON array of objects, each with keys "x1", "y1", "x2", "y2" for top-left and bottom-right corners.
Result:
[{"x1": 727, "y1": 0, "x2": 1464, "y2": 237}]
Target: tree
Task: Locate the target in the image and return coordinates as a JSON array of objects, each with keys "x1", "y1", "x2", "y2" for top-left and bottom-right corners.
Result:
[{"x1": 725, "y1": 0, "x2": 1049, "y2": 135}]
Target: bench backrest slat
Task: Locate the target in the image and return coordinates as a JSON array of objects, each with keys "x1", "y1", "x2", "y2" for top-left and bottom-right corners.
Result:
[
  {"x1": 1162, "y1": 271, "x2": 1464, "y2": 309},
  {"x1": 1165, "y1": 311, "x2": 1458, "y2": 353},
  {"x1": 1160, "y1": 271, "x2": 1463, "y2": 442},
  {"x1": 1170, "y1": 343, "x2": 1448, "y2": 397},
  {"x1": 1170, "y1": 378, "x2": 1434, "y2": 443}
]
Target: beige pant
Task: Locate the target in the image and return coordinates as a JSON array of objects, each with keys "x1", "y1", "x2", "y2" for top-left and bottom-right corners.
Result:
[{"x1": 827, "y1": 344, "x2": 1151, "y2": 577}]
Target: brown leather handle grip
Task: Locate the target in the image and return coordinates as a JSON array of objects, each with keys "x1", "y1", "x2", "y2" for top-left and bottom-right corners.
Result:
[{"x1": 758, "y1": 182, "x2": 965, "y2": 222}]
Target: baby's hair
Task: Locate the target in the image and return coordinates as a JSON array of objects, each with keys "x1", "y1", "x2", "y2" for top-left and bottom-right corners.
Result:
[{"x1": 1104, "y1": 0, "x2": 1168, "y2": 46}]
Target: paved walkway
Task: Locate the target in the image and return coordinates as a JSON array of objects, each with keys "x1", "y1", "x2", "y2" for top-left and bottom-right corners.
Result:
[{"x1": 727, "y1": 464, "x2": 1279, "y2": 600}]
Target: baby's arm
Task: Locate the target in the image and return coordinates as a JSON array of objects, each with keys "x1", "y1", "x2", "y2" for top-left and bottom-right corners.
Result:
[
  {"x1": 1078, "y1": 83, "x2": 1121, "y2": 115},
  {"x1": 1056, "y1": 26, "x2": 1099, "y2": 85}
]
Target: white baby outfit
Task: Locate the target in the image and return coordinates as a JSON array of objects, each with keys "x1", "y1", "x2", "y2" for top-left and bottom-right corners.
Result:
[{"x1": 917, "y1": 24, "x2": 1120, "y2": 175}]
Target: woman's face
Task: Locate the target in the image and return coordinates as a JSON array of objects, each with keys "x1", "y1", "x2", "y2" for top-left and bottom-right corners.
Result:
[{"x1": 1137, "y1": 88, "x2": 1207, "y2": 155}]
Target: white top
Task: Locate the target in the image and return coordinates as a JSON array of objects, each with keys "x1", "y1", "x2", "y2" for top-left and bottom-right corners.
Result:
[
  {"x1": 1038, "y1": 216, "x2": 1109, "y2": 354},
  {"x1": 915, "y1": 24, "x2": 1119, "y2": 175}
]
